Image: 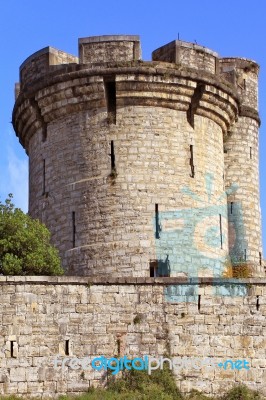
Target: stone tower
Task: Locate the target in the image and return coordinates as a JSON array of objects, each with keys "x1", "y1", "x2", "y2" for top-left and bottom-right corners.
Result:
[{"x1": 12, "y1": 36, "x2": 264, "y2": 277}]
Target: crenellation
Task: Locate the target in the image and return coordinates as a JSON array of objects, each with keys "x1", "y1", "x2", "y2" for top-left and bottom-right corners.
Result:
[
  {"x1": 152, "y1": 40, "x2": 219, "y2": 74},
  {"x1": 220, "y1": 57, "x2": 259, "y2": 111},
  {"x1": 79, "y1": 35, "x2": 141, "y2": 64},
  {"x1": 19, "y1": 47, "x2": 78, "y2": 89}
]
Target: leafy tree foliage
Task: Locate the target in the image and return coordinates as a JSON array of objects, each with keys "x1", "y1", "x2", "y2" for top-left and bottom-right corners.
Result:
[{"x1": 0, "y1": 194, "x2": 64, "y2": 275}]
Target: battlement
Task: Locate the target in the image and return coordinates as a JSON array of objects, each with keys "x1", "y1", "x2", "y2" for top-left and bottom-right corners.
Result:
[
  {"x1": 220, "y1": 57, "x2": 259, "y2": 110},
  {"x1": 152, "y1": 40, "x2": 260, "y2": 111},
  {"x1": 12, "y1": 35, "x2": 263, "y2": 279},
  {"x1": 152, "y1": 39, "x2": 219, "y2": 74},
  {"x1": 19, "y1": 46, "x2": 78, "y2": 88},
  {"x1": 17, "y1": 36, "x2": 259, "y2": 116},
  {"x1": 79, "y1": 34, "x2": 141, "y2": 63}
]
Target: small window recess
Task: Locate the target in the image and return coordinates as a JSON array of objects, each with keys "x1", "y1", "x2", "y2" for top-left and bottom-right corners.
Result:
[
  {"x1": 150, "y1": 260, "x2": 157, "y2": 277},
  {"x1": 42, "y1": 159, "x2": 46, "y2": 195},
  {"x1": 198, "y1": 295, "x2": 201, "y2": 312},
  {"x1": 109, "y1": 140, "x2": 117, "y2": 175},
  {"x1": 72, "y1": 212, "x2": 76, "y2": 248},
  {"x1": 190, "y1": 145, "x2": 195, "y2": 178},
  {"x1": 10, "y1": 341, "x2": 16, "y2": 358},
  {"x1": 42, "y1": 124, "x2": 47, "y2": 142},
  {"x1": 109, "y1": 140, "x2": 117, "y2": 181},
  {"x1": 104, "y1": 76, "x2": 116, "y2": 124},
  {"x1": 117, "y1": 338, "x2": 121, "y2": 356},
  {"x1": 155, "y1": 204, "x2": 160, "y2": 239},
  {"x1": 65, "y1": 340, "x2": 70, "y2": 356},
  {"x1": 219, "y1": 214, "x2": 223, "y2": 249},
  {"x1": 256, "y1": 296, "x2": 260, "y2": 311},
  {"x1": 149, "y1": 257, "x2": 170, "y2": 277}
]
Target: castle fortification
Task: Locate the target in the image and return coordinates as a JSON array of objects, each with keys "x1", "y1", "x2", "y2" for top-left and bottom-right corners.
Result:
[
  {"x1": 12, "y1": 35, "x2": 264, "y2": 277},
  {"x1": 1, "y1": 36, "x2": 264, "y2": 398}
]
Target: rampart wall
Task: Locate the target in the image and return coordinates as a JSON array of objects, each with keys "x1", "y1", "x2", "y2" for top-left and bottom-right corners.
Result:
[{"x1": 0, "y1": 277, "x2": 265, "y2": 398}]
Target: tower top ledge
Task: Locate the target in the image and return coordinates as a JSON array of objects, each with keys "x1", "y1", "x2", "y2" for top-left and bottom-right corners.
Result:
[
  {"x1": 78, "y1": 35, "x2": 140, "y2": 44},
  {"x1": 15, "y1": 35, "x2": 260, "y2": 126},
  {"x1": 18, "y1": 35, "x2": 259, "y2": 86},
  {"x1": 19, "y1": 46, "x2": 78, "y2": 73},
  {"x1": 155, "y1": 39, "x2": 219, "y2": 58}
]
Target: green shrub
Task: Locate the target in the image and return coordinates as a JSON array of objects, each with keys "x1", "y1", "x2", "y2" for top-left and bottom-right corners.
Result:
[
  {"x1": 0, "y1": 382, "x2": 263, "y2": 400},
  {"x1": 0, "y1": 194, "x2": 63, "y2": 275},
  {"x1": 222, "y1": 385, "x2": 262, "y2": 400},
  {"x1": 107, "y1": 365, "x2": 182, "y2": 399}
]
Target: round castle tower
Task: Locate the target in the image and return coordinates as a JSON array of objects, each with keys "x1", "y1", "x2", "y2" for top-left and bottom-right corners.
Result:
[{"x1": 12, "y1": 36, "x2": 264, "y2": 277}]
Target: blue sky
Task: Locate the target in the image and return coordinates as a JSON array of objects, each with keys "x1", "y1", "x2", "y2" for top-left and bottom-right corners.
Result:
[{"x1": 0, "y1": 0, "x2": 265, "y2": 254}]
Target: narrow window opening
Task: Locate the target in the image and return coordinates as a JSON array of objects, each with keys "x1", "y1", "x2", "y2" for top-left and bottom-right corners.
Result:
[
  {"x1": 250, "y1": 147, "x2": 252, "y2": 159},
  {"x1": 110, "y1": 140, "x2": 116, "y2": 170},
  {"x1": 244, "y1": 249, "x2": 247, "y2": 261},
  {"x1": 198, "y1": 295, "x2": 201, "y2": 312},
  {"x1": 259, "y1": 252, "x2": 262, "y2": 266},
  {"x1": 190, "y1": 145, "x2": 195, "y2": 178},
  {"x1": 231, "y1": 202, "x2": 233, "y2": 214},
  {"x1": 10, "y1": 341, "x2": 15, "y2": 358},
  {"x1": 117, "y1": 338, "x2": 121, "y2": 356},
  {"x1": 72, "y1": 212, "x2": 76, "y2": 248},
  {"x1": 149, "y1": 259, "x2": 170, "y2": 277},
  {"x1": 219, "y1": 214, "x2": 223, "y2": 249},
  {"x1": 150, "y1": 264, "x2": 155, "y2": 277},
  {"x1": 256, "y1": 295, "x2": 260, "y2": 311},
  {"x1": 42, "y1": 159, "x2": 46, "y2": 195},
  {"x1": 65, "y1": 340, "x2": 70, "y2": 356},
  {"x1": 150, "y1": 260, "x2": 158, "y2": 277},
  {"x1": 104, "y1": 77, "x2": 116, "y2": 124},
  {"x1": 155, "y1": 204, "x2": 160, "y2": 239},
  {"x1": 42, "y1": 124, "x2": 47, "y2": 142}
]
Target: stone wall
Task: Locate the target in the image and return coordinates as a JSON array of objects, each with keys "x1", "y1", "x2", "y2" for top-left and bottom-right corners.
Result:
[
  {"x1": 0, "y1": 277, "x2": 265, "y2": 398},
  {"x1": 26, "y1": 103, "x2": 230, "y2": 277},
  {"x1": 19, "y1": 47, "x2": 78, "y2": 88},
  {"x1": 152, "y1": 40, "x2": 219, "y2": 74},
  {"x1": 222, "y1": 57, "x2": 262, "y2": 267},
  {"x1": 225, "y1": 116, "x2": 262, "y2": 265},
  {"x1": 12, "y1": 36, "x2": 264, "y2": 277},
  {"x1": 79, "y1": 35, "x2": 141, "y2": 63}
]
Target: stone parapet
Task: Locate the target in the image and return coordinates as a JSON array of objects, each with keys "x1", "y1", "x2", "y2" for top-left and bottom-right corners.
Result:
[{"x1": 0, "y1": 280, "x2": 265, "y2": 397}]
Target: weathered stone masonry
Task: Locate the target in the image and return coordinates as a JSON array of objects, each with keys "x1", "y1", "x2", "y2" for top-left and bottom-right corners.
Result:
[
  {"x1": 0, "y1": 277, "x2": 266, "y2": 398},
  {"x1": 12, "y1": 36, "x2": 264, "y2": 277},
  {"x1": 7, "y1": 36, "x2": 266, "y2": 398}
]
